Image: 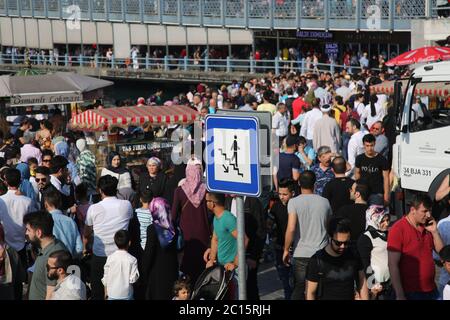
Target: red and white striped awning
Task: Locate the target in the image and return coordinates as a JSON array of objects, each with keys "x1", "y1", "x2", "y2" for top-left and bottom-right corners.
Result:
[
  {"x1": 370, "y1": 80, "x2": 450, "y2": 97},
  {"x1": 70, "y1": 104, "x2": 199, "y2": 131}
]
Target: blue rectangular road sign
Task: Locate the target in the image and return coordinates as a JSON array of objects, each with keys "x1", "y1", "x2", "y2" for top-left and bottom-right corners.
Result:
[{"x1": 205, "y1": 115, "x2": 261, "y2": 197}]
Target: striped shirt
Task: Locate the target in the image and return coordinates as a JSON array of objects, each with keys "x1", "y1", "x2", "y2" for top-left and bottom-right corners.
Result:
[{"x1": 136, "y1": 208, "x2": 153, "y2": 250}]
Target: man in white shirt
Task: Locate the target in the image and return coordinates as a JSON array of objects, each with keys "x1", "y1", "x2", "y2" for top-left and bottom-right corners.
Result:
[
  {"x1": 48, "y1": 250, "x2": 86, "y2": 300},
  {"x1": 272, "y1": 103, "x2": 289, "y2": 144},
  {"x1": 345, "y1": 118, "x2": 366, "y2": 176},
  {"x1": 300, "y1": 99, "x2": 323, "y2": 149},
  {"x1": 335, "y1": 80, "x2": 352, "y2": 103},
  {"x1": 0, "y1": 168, "x2": 35, "y2": 266},
  {"x1": 84, "y1": 175, "x2": 133, "y2": 300}
]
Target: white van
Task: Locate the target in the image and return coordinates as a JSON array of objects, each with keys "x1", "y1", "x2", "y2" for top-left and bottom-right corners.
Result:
[{"x1": 392, "y1": 61, "x2": 450, "y2": 199}]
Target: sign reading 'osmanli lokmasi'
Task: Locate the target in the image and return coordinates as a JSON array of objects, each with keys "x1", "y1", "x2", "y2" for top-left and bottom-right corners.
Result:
[{"x1": 10, "y1": 92, "x2": 83, "y2": 107}]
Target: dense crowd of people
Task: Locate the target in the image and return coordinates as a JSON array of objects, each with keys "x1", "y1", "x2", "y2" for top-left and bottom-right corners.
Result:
[{"x1": 0, "y1": 63, "x2": 449, "y2": 301}]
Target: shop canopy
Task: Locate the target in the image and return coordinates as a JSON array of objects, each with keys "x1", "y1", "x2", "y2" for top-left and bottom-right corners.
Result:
[
  {"x1": 0, "y1": 72, "x2": 114, "y2": 107},
  {"x1": 70, "y1": 104, "x2": 199, "y2": 131},
  {"x1": 370, "y1": 80, "x2": 450, "y2": 98}
]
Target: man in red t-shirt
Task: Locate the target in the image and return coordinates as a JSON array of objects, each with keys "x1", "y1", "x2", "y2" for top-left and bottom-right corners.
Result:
[
  {"x1": 292, "y1": 87, "x2": 309, "y2": 120},
  {"x1": 387, "y1": 194, "x2": 444, "y2": 300}
]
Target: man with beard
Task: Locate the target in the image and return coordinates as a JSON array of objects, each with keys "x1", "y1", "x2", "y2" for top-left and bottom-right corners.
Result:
[
  {"x1": 23, "y1": 211, "x2": 67, "y2": 300},
  {"x1": 306, "y1": 217, "x2": 369, "y2": 300},
  {"x1": 47, "y1": 250, "x2": 86, "y2": 300}
]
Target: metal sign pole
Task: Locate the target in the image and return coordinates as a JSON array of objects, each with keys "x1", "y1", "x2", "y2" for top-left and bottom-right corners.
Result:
[{"x1": 236, "y1": 196, "x2": 247, "y2": 300}]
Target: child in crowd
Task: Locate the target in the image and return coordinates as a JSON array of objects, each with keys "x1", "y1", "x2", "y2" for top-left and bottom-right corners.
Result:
[
  {"x1": 172, "y1": 275, "x2": 191, "y2": 300},
  {"x1": 135, "y1": 190, "x2": 153, "y2": 250},
  {"x1": 102, "y1": 230, "x2": 139, "y2": 300},
  {"x1": 27, "y1": 157, "x2": 38, "y2": 177},
  {"x1": 268, "y1": 179, "x2": 295, "y2": 300}
]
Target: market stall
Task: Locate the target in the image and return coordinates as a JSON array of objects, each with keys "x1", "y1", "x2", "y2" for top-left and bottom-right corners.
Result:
[
  {"x1": 69, "y1": 104, "x2": 199, "y2": 172},
  {"x1": 370, "y1": 80, "x2": 450, "y2": 98},
  {"x1": 0, "y1": 72, "x2": 114, "y2": 129}
]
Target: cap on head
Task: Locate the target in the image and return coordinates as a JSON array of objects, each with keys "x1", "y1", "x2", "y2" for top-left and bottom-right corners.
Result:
[{"x1": 320, "y1": 104, "x2": 332, "y2": 113}]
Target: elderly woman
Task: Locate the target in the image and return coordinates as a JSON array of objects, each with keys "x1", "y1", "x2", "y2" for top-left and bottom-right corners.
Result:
[
  {"x1": 171, "y1": 159, "x2": 211, "y2": 284},
  {"x1": 310, "y1": 146, "x2": 335, "y2": 196},
  {"x1": 138, "y1": 157, "x2": 168, "y2": 201},
  {"x1": 357, "y1": 205, "x2": 391, "y2": 300}
]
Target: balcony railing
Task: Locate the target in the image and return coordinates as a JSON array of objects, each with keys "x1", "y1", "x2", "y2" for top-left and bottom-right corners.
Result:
[
  {"x1": 0, "y1": 53, "x2": 377, "y2": 76},
  {"x1": 0, "y1": 0, "x2": 440, "y2": 31}
]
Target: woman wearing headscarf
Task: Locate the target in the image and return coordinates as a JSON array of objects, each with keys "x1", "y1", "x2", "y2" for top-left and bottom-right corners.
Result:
[
  {"x1": 141, "y1": 197, "x2": 178, "y2": 300},
  {"x1": 54, "y1": 140, "x2": 79, "y2": 185},
  {"x1": 138, "y1": 157, "x2": 168, "y2": 202},
  {"x1": 357, "y1": 205, "x2": 391, "y2": 300},
  {"x1": 101, "y1": 151, "x2": 133, "y2": 191},
  {"x1": 171, "y1": 160, "x2": 211, "y2": 284},
  {"x1": 16, "y1": 162, "x2": 35, "y2": 200},
  {"x1": 75, "y1": 139, "x2": 96, "y2": 195}
]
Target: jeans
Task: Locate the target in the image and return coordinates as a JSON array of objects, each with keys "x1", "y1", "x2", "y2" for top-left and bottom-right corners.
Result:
[
  {"x1": 274, "y1": 248, "x2": 293, "y2": 300},
  {"x1": 90, "y1": 255, "x2": 108, "y2": 300},
  {"x1": 291, "y1": 257, "x2": 310, "y2": 300},
  {"x1": 405, "y1": 289, "x2": 439, "y2": 300},
  {"x1": 342, "y1": 132, "x2": 351, "y2": 161}
]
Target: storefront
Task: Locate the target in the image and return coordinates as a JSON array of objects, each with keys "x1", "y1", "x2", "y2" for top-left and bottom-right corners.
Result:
[{"x1": 253, "y1": 29, "x2": 411, "y2": 62}]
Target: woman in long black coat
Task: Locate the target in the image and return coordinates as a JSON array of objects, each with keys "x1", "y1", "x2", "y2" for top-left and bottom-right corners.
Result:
[{"x1": 140, "y1": 197, "x2": 178, "y2": 300}]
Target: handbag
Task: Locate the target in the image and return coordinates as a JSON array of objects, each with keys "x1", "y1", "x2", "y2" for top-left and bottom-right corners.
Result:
[{"x1": 176, "y1": 200, "x2": 189, "y2": 251}]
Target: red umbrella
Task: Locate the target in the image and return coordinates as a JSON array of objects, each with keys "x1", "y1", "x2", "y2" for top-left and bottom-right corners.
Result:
[{"x1": 385, "y1": 46, "x2": 450, "y2": 67}]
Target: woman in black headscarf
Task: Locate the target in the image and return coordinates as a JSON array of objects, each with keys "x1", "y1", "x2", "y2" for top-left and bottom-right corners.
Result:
[{"x1": 100, "y1": 151, "x2": 134, "y2": 190}]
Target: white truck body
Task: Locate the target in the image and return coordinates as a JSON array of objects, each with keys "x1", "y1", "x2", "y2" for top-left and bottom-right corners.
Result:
[{"x1": 392, "y1": 61, "x2": 450, "y2": 196}]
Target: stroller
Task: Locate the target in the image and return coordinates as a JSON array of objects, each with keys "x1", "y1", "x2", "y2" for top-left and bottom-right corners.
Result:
[{"x1": 190, "y1": 265, "x2": 235, "y2": 300}]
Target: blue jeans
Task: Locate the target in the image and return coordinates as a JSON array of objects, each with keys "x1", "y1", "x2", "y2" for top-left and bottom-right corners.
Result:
[
  {"x1": 274, "y1": 248, "x2": 293, "y2": 300},
  {"x1": 405, "y1": 289, "x2": 438, "y2": 300}
]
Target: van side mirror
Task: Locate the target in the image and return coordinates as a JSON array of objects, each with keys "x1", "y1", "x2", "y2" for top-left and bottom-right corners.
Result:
[{"x1": 401, "y1": 125, "x2": 408, "y2": 134}]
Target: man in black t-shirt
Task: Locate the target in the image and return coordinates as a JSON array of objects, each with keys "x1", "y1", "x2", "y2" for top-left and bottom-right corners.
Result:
[
  {"x1": 323, "y1": 156, "x2": 354, "y2": 214},
  {"x1": 274, "y1": 135, "x2": 301, "y2": 191},
  {"x1": 355, "y1": 134, "x2": 390, "y2": 206},
  {"x1": 268, "y1": 179, "x2": 295, "y2": 300},
  {"x1": 306, "y1": 217, "x2": 369, "y2": 300},
  {"x1": 336, "y1": 181, "x2": 370, "y2": 242}
]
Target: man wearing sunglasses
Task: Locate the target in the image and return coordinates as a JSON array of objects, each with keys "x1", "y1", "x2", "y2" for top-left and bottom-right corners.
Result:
[
  {"x1": 34, "y1": 166, "x2": 57, "y2": 210},
  {"x1": 306, "y1": 217, "x2": 369, "y2": 300},
  {"x1": 41, "y1": 149, "x2": 53, "y2": 169},
  {"x1": 370, "y1": 121, "x2": 388, "y2": 160}
]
